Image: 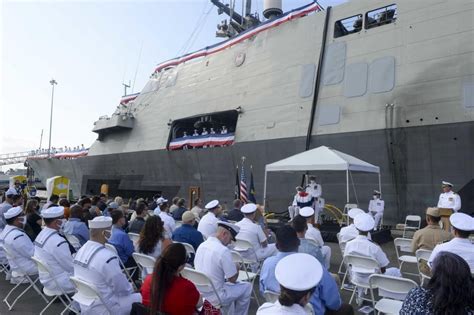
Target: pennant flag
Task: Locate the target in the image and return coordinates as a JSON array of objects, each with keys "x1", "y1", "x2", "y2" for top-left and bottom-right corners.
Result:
[
  {"x1": 249, "y1": 166, "x2": 257, "y2": 204},
  {"x1": 240, "y1": 162, "x2": 249, "y2": 203},
  {"x1": 234, "y1": 166, "x2": 240, "y2": 200}
]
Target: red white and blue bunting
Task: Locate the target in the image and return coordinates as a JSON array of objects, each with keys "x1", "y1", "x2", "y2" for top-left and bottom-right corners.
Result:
[{"x1": 169, "y1": 133, "x2": 235, "y2": 150}]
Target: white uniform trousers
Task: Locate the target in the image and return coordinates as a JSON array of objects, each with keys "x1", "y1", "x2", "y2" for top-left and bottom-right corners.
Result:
[
  {"x1": 370, "y1": 211, "x2": 383, "y2": 229},
  {"x1": 322, "y1": 245, "x2": 331, "y2": 269},
  {"x1": 288, "y1": 206, "x2": 299, "y2": 220},
  {"x1": 80, "y1": 292, "x2": 142, "y2": 315},
  {"x1": 219, "y1": 281, "x2": 252, "y2": 315}
]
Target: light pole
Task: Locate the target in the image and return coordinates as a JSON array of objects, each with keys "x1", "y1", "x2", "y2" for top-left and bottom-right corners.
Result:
[{"x1": 48, "y1": 79, "x2": 57, "y2": 157}]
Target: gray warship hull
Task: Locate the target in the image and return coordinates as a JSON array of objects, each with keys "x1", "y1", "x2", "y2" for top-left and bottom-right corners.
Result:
[{"x1": 28, "y1": 120, "x2": 474, "y2": 225}]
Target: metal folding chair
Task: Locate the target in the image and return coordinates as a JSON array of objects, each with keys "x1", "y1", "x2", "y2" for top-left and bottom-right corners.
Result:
[
  {"x1": 394, "y1": 238, "x2": 418, "y2": 276},
  {"x1": 402, "y1": 215, "x2": 421, "y2": 238},
  {"x1": 181, "y1": 267, "x2": 224, "y2": 313},
  {"x1": 104, "y1": 243, "x2": 138, "y2": 290},
  {"x1": 127, "y1": 232, "x2": 140, "y2": 244},
  {"x1": 70, "y1": 276, "x2": 113, "y2": 314},
  {"x1": 2, "y1": 246, "x2": 48, "y2": 310},
  {"x1": 341, "y1": 254, "x2": 380, "y2": 307},
  {"x1": 369, "y1": 274, "x2": 418, "y2": 314},
  {"x1": 415, "y1": 249, "x2": 432, "y2": 286},
  {"x1": 132, "y1": 252, "x2": 156, "y2": 282},
  {"x1": 231, "y1": 250, "x2": 260, "y2": 306},
  {"x1": 31, "y1": 256, "x2": 79, "y2": 315}
]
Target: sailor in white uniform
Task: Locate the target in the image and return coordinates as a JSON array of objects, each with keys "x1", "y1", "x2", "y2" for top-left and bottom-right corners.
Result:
[
  {"x1": 197, "y1": 200, "x2": 221, "y2": 238},
  {"x1": 221, "y1": 125, "x2": 228, "y2": 134},
  {"x1": 153, "y1": 197, "x2": 175, "y2": 238},
  {"x1": 235, "y1": 203, "x2": 277, "y2": 261},
  {"x1": 306, "y1": 176, "x2": 322, "y2": 198},
  {"x1": 194, "y1": 222, "x2": 251, "y2": 315},
  {"x1": 73, "y1": 216, "x2": 141, "y2": 315},
  {"x1": 0, "y1": 206, "x2": 37, "y2": 283},
  {"x1": 428, "y1": 212, "x2": 474, "y2": 273},
  {"x1": 300, "y1": 207, "x2": 331, "y2": 269},
  {"x1": 257, "y1": 253, "x2": 323, "y2": 315},
  {"x1": 34, "y1": 206, "x2": 75, "y2": 292},
  {"x1": 339, "y1": 208, "x2": 365, "y2": 243},
  {"x1": 368, "y1": 190, "x2": 384, "y2": 230},
  {"x1": 437, "y1": 181, "x2": 461, "y2": 231},
  {"x1": 344, "y1": 213, "x2": 401, "y2": 301}
]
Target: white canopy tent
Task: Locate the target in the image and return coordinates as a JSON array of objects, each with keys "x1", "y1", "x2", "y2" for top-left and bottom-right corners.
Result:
[{"x1": 263, "y1": 146, "x2": 381, "y2": 206}]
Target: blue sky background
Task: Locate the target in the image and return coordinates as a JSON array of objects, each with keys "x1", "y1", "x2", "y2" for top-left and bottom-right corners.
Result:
[{"x1": 1, "y1": 0, "x2": 345, "y2": 161}]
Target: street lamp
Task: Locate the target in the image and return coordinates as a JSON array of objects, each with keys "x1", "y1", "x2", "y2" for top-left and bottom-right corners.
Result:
[{"x1": 48, "y1": 79, "x2": 58, "y2": 158}]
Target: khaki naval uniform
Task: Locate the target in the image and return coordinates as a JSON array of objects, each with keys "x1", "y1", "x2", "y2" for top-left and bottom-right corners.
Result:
[
  {"x1": 34, "y1": 227, "x2": 75, "y2": 292},
  {"x1": 437, "y1": 191, "x2": 461, "y2": 231},
  {"x1": 73, "y1": 240, "x2": 141, "y2": 315},
  {"x1": 410, "y1": 224, "x2": 453, "y2": 252}
]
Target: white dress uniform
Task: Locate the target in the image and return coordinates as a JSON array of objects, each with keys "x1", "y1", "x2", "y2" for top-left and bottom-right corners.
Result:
[
  {"x1": 428, "y1": 213, "x2": 474, "y2": 272},
  {"x1": 73, "y1": 240, "x2": 141, "y2": 315},
  {"x1": 306, "y1": 180, "x2": 322, "y2": 198},
  {"x1": 0, "y1": 224, "x2": 37, "y2": 278},
  {"x1": 197, "y1": 211, "x2": 219, "y2": 238},
  {"x1": 236, "y1": 217, "x2": 277, "y2": 261},
  {"x1": 368, "y1": 197, "x2": 384, "y2": 229},
  {"x1": 437, "y1": 191, "x2": 461, "y2": 212},
  {"x1": 305, "y1": 224, "x2": 331, "y2": 269},
  {"x1": 154, "y1": 209, "x2": 175, "y2": 238},
  {"x1": 257, "y1": 253, "x2": 323, "y2": 315},
  {"x1": 34, "y1": 227, "x2": 75, "y2": 292},
  {"x1": 194, "y1": 236, "x2": 252, "y2": 315}
]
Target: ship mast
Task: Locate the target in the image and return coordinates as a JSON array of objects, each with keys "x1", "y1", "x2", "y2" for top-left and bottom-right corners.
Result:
[{"x1": 211, "y1": 0, "x2": 260, "y2": 38}]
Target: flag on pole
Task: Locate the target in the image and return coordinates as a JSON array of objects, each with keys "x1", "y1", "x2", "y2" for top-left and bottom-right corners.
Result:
[
  {"x1": 234, "y1": 166, "x2": 240, "y2": 200},
  {"x1": 240, "y1": 161, "x2": 249, "y2": 203},
  {"x1": 249, "y1": 166, "x2": 257, "y2": 203}
]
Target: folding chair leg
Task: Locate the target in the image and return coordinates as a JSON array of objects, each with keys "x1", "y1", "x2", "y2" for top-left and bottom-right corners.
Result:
[
  {"x1": 3, "y1": 281, "x2": 23, "y2": 310},
  {"x1": 40, "y1": 295, "x2": 60, "y2": 315},
  {"x1": 348, "y1": 286, "x2": 357, "y2": 305},
  {"x1": 340, "y1": 270, "x2": 349, "y2": 290}
]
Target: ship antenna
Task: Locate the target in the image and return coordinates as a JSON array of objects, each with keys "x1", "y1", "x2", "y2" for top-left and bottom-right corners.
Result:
[
  {"x1": 131, "y1": 41, "x2": 144, "y2": 93},
  {"x1": 122, "y1": 81, "x2": 131, "y2": 96}
]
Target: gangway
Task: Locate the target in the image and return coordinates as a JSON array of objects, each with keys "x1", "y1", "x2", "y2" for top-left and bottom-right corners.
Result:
[{"x1": 0, "y1": 151, "x2": 31, "y2": 166}]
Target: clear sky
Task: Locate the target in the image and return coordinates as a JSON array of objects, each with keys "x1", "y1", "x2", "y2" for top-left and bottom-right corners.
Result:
[{"x1": 1, "y1": 0, "x2": 345, "y2": 161}]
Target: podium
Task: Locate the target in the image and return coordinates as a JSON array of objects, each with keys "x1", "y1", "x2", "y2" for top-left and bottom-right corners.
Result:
[{"x1": 438, "y1": 208, "x2": 453, "y2": 231}]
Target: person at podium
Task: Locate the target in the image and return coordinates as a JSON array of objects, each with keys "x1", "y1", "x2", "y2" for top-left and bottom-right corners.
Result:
[{"x1": 437, "y1": 181, "x2": 461, "y2": 231}]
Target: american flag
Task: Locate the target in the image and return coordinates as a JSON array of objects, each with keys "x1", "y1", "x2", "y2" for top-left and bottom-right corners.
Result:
[{"x1": 240, "y1": 164, "x2": 249, "y2": 203}]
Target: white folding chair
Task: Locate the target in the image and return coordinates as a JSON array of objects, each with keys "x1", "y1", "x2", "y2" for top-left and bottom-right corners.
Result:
[
  {"x1": 231, "y1": 250, "x2": 260, "y2": 306},
  {"x1": 174, "y1": 242, "x2": 196, "y2": 261},
  {"x1": 181, "y1": 267, "x2": 223, "y2": 312},
  {"x1": 343, "y1": 204, "x2": 358, "y2": 226},
  {"x1": 369, "y1": 274, "x2": 418, "y2": 314},
  {"x1": 127, "y1": 232, "x2": 140, "y2": 244},
  {"x1": 341, "y1": 254, "x2": 380, "y2": 307},
  {"x1": 415, "y1": 249, "x2": 432, "y2": 286},
  {"x1": 70, "y1": 276, "x2": 113, "y2": 314},
  {"x1": 104, "y1": 243, "x2": 138, "y2": 290},
  {"x1": 2, "y1": 246, "x2": 48, "y2": 310},
  {"x1": 64, "y1": 234, "x2": 82, "y2": 251},
  {"x1": 263, "y1": 290, "x2": 279, "y2": 303},
  {"x1": 394, "y1": 238, "x2": 418, "y2": 276},
  {"x1": 132, "y1": 252, "x2": 156, "y2": 282},
  {"x1": 402, "y1": 215, "x2": 421, "y2": 238},
  {"x1": 336, "y1": 233, "x2": 347, "y2": 276},
  {"x1": 31, "y1": 256, "x2": 79, "y2": 315}
]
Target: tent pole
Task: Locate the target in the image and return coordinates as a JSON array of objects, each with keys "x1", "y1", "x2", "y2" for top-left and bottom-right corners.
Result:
[
  {"x1": 346, "y1": 169, "x2": 349, "y2": 203},
  {"x1": 378, "y1": 172, "x2": 382, "y2": 195},
  {"x1": 263, "y1": 170, "x2": 268, "y2": 211}
]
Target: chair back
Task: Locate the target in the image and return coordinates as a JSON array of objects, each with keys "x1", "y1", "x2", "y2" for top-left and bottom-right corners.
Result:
[
  {"x1": 404, "y1": 215, "x2": 421, "y2": 228},
  {"x1": 175, "y1": 242, "x2": 196, "y2": 258},
  {"x1": 394, "y1": 238, "x2": 414, "y2": 256},
  {"x1": 132, "y1": 253, "x2": 156, "y2": 271},
  {"x1": 344, "y1": 254, "x2": 380, "y2": 274},
  {"x1": 234, "y1": 238, "x2": 258, "y2": 262},
  {"x1": 70, "y1": 276, "x2": 102, "y2": 306},
  {"x1": 181, "y1": 267, "x2": 222, "y2": 306},
  {"x1": 336, "y1": 233, "x2": 347, "y2": 253},
  {"x1": 65, "y1": 234, "x2": 82, "y2": 250},
  {"x1": 415, "y1": 249, "x2": 432, "y2": 261},
  {"x1": 31, "y1": 256, "x2": 50, "y2": 274},
  {"x1": 128, "y1": 233, "x2": 140, "y2": 244},
  {"x1": 369, "y1": 274, "x2": 418, "y2": 300},
  {"x1": 263, "y1": 290, "x2": 279, "y2": 303}
]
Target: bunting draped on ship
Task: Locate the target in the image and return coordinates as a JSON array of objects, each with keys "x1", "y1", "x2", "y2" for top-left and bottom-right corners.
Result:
[
  {"x1": 169, "y1": 133, "x2": 235, "y2": 150},
  {"x1": 28, "y1": 150, "x2": 88, "y2": 160},
  {"x1": 120, "y1": 93, "x2": 140, "y2": 105},
  {"x1": 153, "y1": 1, "x2": 322, "y2": 74}
]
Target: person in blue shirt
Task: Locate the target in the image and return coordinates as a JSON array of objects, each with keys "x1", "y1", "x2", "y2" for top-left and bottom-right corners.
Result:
[
  {"x1": 172, "y1": 211, "x2": 204, "y2": 254},
  {"x1": 292, "y1": 215, "x2": 325, "y2": 265},
  {"x1": 171, "y1": 198, "x2": 187, "y2": 221},
  {"x1": 63, "y1": 204, "x2": 89, "y2": 245},
  {"x1": 108, "y1": 210, "x2": 137, "y2": 276},
  {"x1": 259, "y1": 225, "x2": 353, "y2": 315}
]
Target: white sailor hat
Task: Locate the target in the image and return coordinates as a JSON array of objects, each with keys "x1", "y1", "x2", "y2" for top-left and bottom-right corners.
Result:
[
  {"x1": 6, "y1": 188, "x2": 18, "y2": 196},
  {"x1": 348, "y1": 208, "x2": 364, "y2": 219},
  {"x1": 41, "y1": 206, "x2": 64, "y2": 219},
  {"x1": 217, "y1": 221, "x2": 240, "y2": 241},
  {"x1": 205, "y1": 200, "x2": 220, "y2": 210},
  {"x1": 354, "y1": 213, "x2": 375, "y2": 232},
  {"x1": 4, "y1": 206, "x2": 23, "y2": 219},
  {"x1": 373, "y1": 190, "x2": 381, "y2": 195},
  {"x1": 275, "y1": 253, "x2": 323, "y2": 291},
  {"x1": 299, "y1": 206, "x2": 315, "y2": 218},
  {"x1": 442, "y1": 181, "x2": 453, "y2": 187},
  {"x1": 241, "y1": 203, "x2": 257, "y2": 214},
  {"x1": 156, "y1": 197, "x2": 168, "y2": 205},
  {"x1": 88, "y1": 216, "x2": 112, "y2": 229},
  {"x1": 450, "y1": 212, "x2": 474, "y2": 232}
]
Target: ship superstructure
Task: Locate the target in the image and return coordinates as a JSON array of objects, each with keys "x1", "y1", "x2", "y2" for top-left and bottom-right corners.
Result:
[{"x1": 29, "y1": 0, "x2": 474, "y2": 224}]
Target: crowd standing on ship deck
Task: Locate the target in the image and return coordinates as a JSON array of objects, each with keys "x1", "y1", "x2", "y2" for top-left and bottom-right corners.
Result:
[{"x1": 0, "y1": 181, "x2": 473, "y2": 315}]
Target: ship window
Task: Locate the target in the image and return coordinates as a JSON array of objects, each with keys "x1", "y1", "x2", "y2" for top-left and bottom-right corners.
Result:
[
  {"x1": 167, "y1": 110, "x2": 238, "y2": 150},
  {"x1": 334, "y1": 14, "x2": 363, "y2": 38},
  {"x1": 365, "y1": 4, "x2": 397, "y2": 29}
]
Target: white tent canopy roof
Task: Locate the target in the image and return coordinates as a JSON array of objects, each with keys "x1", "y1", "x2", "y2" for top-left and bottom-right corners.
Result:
[{"x1": 265, "y1": 146, "x2": 380, "y2": 173}]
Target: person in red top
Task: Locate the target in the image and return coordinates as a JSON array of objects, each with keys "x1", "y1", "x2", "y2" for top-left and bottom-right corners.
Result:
[{"x1": 141, "y1": 243, "x2": 202, "y2": 315}]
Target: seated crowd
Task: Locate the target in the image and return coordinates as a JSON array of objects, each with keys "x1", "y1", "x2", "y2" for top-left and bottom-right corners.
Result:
[{"x1": 0, "y1": 187, "x2": 473, "y2": 315}]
